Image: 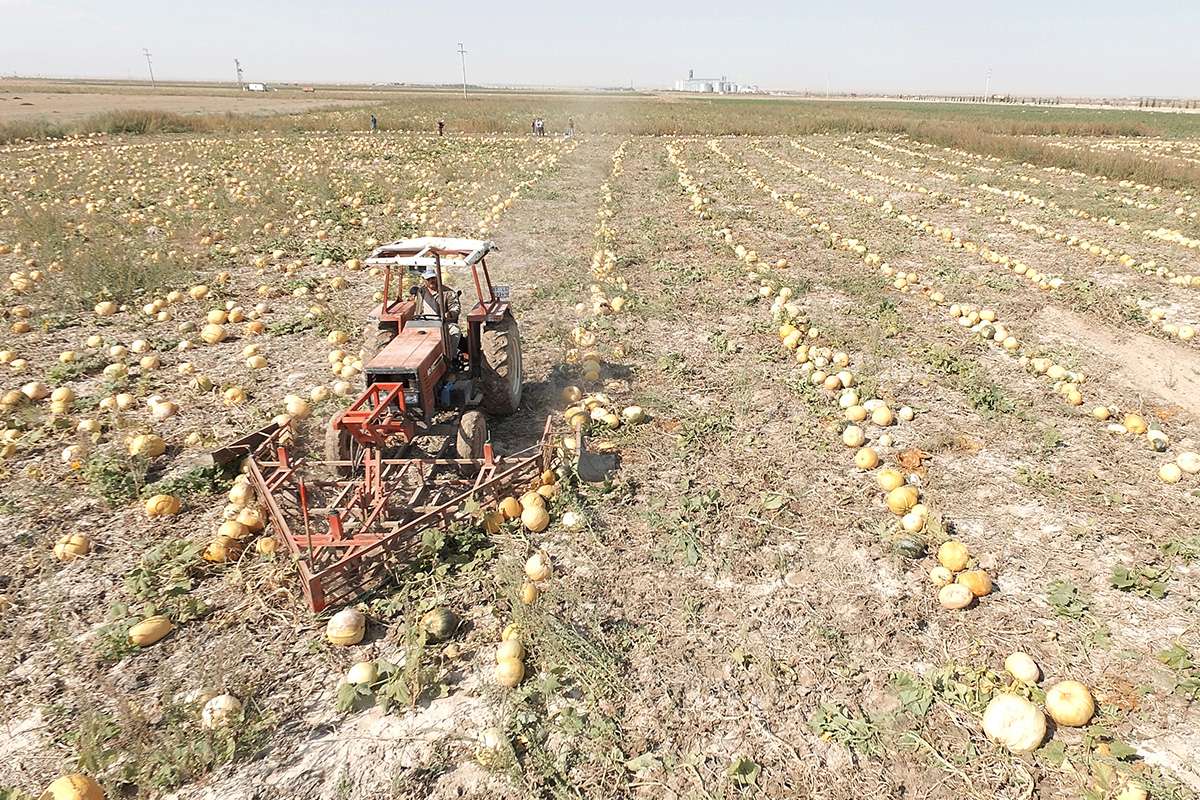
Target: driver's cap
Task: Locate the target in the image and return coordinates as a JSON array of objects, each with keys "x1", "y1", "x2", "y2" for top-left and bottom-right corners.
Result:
[{"x1": 420, "y1": 267, "x2": 437, "y2": 280}]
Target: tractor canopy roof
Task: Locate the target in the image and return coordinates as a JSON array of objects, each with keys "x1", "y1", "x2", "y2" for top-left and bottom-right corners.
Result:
[{"x1": 364, "y1": 237, "x2": 497, "y2": 269}]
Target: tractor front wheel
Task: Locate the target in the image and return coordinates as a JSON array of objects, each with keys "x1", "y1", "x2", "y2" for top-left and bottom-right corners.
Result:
[
  {"x1": 479, "y1": 313, "x2": 522, "y2": 415},
  {"x1": 324, "y1": 415, "x2": 362, "y2": 478},
  {"x1": 456, "y1": 410, "x2": 487, "y2": 461}
]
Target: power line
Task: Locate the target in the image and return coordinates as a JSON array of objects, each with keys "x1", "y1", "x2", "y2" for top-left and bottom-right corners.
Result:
[{"x1": 235, "y1": 58, "x2": 243, "y2": 91}]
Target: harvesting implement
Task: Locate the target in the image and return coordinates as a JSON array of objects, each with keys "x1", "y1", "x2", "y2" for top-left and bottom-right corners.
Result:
[{"x1": 229, "y1": 238, "x2": 552, "y2": 611}]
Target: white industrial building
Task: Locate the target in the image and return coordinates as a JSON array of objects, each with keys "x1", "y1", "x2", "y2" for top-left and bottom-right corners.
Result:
[{"x1": 674, "y1": 70, "x2": 738, "y2": 94}]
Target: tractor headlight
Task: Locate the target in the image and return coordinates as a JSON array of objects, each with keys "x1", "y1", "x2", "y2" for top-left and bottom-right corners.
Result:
[{"x1": 403, "y1": 390, "x2": 419, "y2": 408}]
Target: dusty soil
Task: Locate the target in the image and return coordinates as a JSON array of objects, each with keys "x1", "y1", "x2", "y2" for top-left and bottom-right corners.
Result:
[{"x1": 1, "y1": 123, "x2": 1200, "y2": 800}]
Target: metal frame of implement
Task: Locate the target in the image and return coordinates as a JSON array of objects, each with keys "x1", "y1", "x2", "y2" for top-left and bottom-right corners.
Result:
[{"x1": 243, "y1": 416, "x2": 555, "y2": 612}]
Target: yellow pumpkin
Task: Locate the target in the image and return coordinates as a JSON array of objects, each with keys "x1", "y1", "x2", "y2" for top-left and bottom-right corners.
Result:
[
  {"x1": 520, "y1": 581, "x2": 539, "y2": 603},
  {"x1": 255, "y1": 536, "x2": 278, "y2": 554},
  {"x1": 498, "y1": 497, "x2": 522, "y2": 519},
  {"x1": 501, "y1": 622, "x2": 522, "y2": 641},
  {"x1": 937, "y1": 541, "x2": 970, "y2": 572},
  {"x1": 235, "y1": 506, "x2": 266, "y2": 532},
  {"x1": 1004, "y1": 652, "x2": 1040, "y2": 683},
  {"x1": 854, "y1": 447, "x2": 879, "y2": 470},
  {"x1": 129, "y1": 615, "x2": 173, "y2": 646},
  {"x1": 524, "y1": 550, "x2": 553, "y2": 581},
  {"x1": 886, "y1": 485, "x2": 919, "y2": 515},
  {"x1": 495, "y1": 657, "x2": 524, "y2": 687},
  {"x1": 957, "y1": 569, "x2": 992, "y2": 597},
  {"x1": 938, "y1": 583, "x2": 974, "y2": 610},
  {"x1": 54, "y1": 534, "x2": 91, "y2": 561},
  {"x1": 1045, "y1": 680, "x2": 1094, "y2": 727},
  {"x1": 39, "y1": 774, "x2": 106, "y2": 800},
  {"x1": 519, "y1": 491, "x2": 545, "y2": 510},
  {"x1": 876, "y1": 469, "x2": 905, "y2": 492},
  {"x1": 520, "y1": 505, "x2": 550, "y2": 533},
  {"x1": 145, "y1": 494, "x2": 181, "y2": 517},
  {"x1": 497, "y1": 640, "x2": 525, "y2": 661},
  {"x1": 128, "y1": 434, "x2": 166, "y2": 458},
  {"x1": 480, "y1": 509, "x2": 504, "y2": 534}
]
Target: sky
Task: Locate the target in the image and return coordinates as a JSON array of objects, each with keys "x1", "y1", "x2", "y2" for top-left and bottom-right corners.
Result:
[{"x1": 6, "y1": 0, "x2": 1200, "y2": 98}]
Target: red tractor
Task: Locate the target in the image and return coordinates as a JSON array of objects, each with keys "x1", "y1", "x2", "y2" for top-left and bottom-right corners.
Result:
[{"x1": 325, "y1": 237, "x2": 523, "y2": 470}]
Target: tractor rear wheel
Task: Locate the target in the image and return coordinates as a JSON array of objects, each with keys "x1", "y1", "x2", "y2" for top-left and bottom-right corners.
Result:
[
  {"x1": 362, "y1": 320, "x2": 395, "y2": 366},
  {"x1": 324, "y1": 416, "x2": 362, "y2": 478},
  {"x1": 456, "y1": 410, "x2": 487, "y2": 461},
  {"x1": 479, "y1": 313, "x2": 522, "y2": 415}
]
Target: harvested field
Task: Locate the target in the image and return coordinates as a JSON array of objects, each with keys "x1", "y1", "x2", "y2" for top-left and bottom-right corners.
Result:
[{"x1": 1, "y1": 91, "x2": 1199, "y2": 800}]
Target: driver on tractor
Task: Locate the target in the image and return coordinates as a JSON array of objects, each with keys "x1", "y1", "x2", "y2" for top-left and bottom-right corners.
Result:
[{"x1": 410, "y1": 266, "x2": 462, "y2": 356}]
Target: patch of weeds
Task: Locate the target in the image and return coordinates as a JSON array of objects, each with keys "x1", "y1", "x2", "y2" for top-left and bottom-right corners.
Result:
[
  {"x1": 871, "y1": 298, "x2": 907, "y2": 338},
  {"x1": 0, "y1": 787, "x2": 35, "y2": 800},
  {"x1": 1048, "y1": 579, "x2": 1112, "y2": 649},
  {"x1": 653, "y1": 477, "x2": 720, "y2": 566},
  {"x1": 660, "y1": 260, "x2": 704, "y2": 286},
  {"x1": 1109, "y1": 564, "x2": 1169, "y2": 599},
  {"x1": 963, "y1": 378, "x2": 1015, "y2": 417},
  {"x1": 1157, "y1": 644, "x2": 1200, "y2": 699},
  {"x1": 674, "y1": 411, "x2": 731, "y2": 457},
  {"x1": 922, "y1": 344, "x2": 972, "y2": 376},
  {"x1": 726, "y1": 757, "x2": 762, "y2": 789},
  {"x1": 306, "y1": 241, "x2": 352, "y2": 263},
  {"x1": 1161, "y1": 534, "x2": 1200, "y2": 562},
  {"x1": 1014, "y1": 467, "x2": 1061, "y2": 497},
  {"x1": 336, "y1": 629, "x2": 449, "y2": 714},
  {"x1": 45, "y1": 353, "x2": 108, "y2": 384},
  {"x1": 890, "y1": 671, "x2": 934, "y2": 718},
  {"x1": 82, "y1": 450, "x2": 148, "y2": 506},
  {"x1": 142, "y1": 462, "x2": 238, "y2": 500},
  {"x1": 267, "y1": 315, "x2": 316, "y2": 336},
  {"x1": 39, "y1": 312, "x2": 81, "y2": 332},
  {"x1": 807, "y1": 701, "x2": 882, "y2": 755}
]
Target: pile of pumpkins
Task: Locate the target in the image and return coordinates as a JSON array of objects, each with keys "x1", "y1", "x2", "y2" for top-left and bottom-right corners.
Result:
[
  {"x1": 930, "y1": 540, "x2": 993, "y2": 610},
  {"x1": 561, "y1": 386, "x2": 645, "y2": 432},
  {"x1": 202, "y1": 477, "x2": 275, "y2": 562},
  {"x1": 486, "y1": 471, "x2": 560, "y2": 535}
]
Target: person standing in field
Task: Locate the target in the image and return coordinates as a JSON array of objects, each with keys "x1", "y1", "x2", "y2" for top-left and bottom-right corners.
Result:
[
  {"x1": 371, "y1": 115, "x2": 377, "y2": 133},
  {"x1": 532, "y1": 118, "x2": 537, "y2": 136},
  {"x1": 438, "y1": 119, "x2": 445, "y2": 136},
  {"x1": 567, "y1": 117, "x2": 574, "y2": 137}
]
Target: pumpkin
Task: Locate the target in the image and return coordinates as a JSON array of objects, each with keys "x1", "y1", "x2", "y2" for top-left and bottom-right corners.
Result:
[
  {"x1": 255, "y1": 536, "x2": 278, "y2": 555},
  {"x1": 892, "y1": 532, "x2": 925, "y2": 558},
  {"x1": 39, "y1": 774, "x2": 105, "y2": 800},
  {"x1": 520, "y1": 581, "x2": 540, "y2": 603},
  {"x1": 938, "y1": 583, "x2": 974, "y2": 609},
  {"x1": 845, "y1": 405, "x2": 868, "y2": 422},
  {"x1": 876, "y1": 469, "x2": 905, "y2": 492},
  {"x1": 886, "y1": 485, "x2": 919, "y2": 515},
  {"x1": 495, "y1": 657, "x2": 525, "y2": 687},
  {"x1": 842, "y1": 425, "x2": 865, "y2": 448},
  {"x1": 929, "y1": 566, "x2": 954, "y2": 587},
  {"x1": 501, "y1": 623, "x2": 522, "y2": 642},
  {"x1": 128, "y1": 434, "x2": 167, "y2": 458},
  {"x1": 1122, "y1": 413, "x2": 1147, "y2": 435},
  {"x1": 957, "y1": 569, "x2": 992, "y2": 597},
  {"x1": 1045, "y1": 680, "x2": 1094, "y2": 727},
  {"x1": 519, "y1": 491, "x2": 545, "y2": 510},
  {"x1": 937, "y1": 541, "x2": 970, "y2": 572},
  {"x1": 900, "y1": 511, "x2": 925, "y2": 533},
  {"x1": 235, "y1": 507, "x2": 266, "y2": 532},
  {"x1": 562, "y1": 386, "x2": 582, "y2": 403},
  {"x1": 218, "y1": 520, "x2": 251, "y2": 541},
  {"x1": 54, "y1": 534, "x2": 91, "y2": 561},
  {"x1": 129, "y1": 615, "x2": 173, "y2": 646},
  {"x1": 561, "y1": 510, "x2": 584, "y2": 531},
  {"x1": 203, "y1": 535, "x2": 243, "y2": 563},
  {"x1": 1177, "y1": 451, "x2": 1200, "y2": 474},
  {"x1": 982, "y1": 693, "x2": 1046, "y2": 752},
  {"x1": 497, "y1": 640, "x2": 525, "y2": 661},
  {"x1": 1159, "y1": 463, "x2": 1183, "y2": 484},
  {"x1": 480, "y1": 509, "x2": 504, "y2": 534},
  {"x1": 346, "y1": 661, "x2": 378, "y2": 685},
  {"x1": 854, "y1": 447, "x2": 879, "y2": 469},
  {"x1": 622, "y1": 406, "x2": 646, "y2": 424},
  {"x1": 475, "y1": 726, "x2": 509, "y2": 767},
  {"x1": 1114, "y1": 781, "x2": 1148, "y2": 800},
  {"x1": 524, "y1": 550, "x2": 553, "y2": 581},
  {"x1": 520, "y1": 505, "x2": 550, "y2": 533},
  {"x1": 1004, "y1": 652, "x2": 1040, "y2": 684},
  {"x1": 326, "y1": 608, "x2": 366, "y2": 645},
  {"x1": 144, "y1": 494, "x2": 181, "y2": 518},
  {"x1": 201, "y1": 694, "x2": 242, "y2": 728},
  {"x1": 871, "y1": 406, "x2": 894, "y2": 426},
  {"x1": 499, "y1": 497, "x2": 522, "y2": 519},
  {"x1": 421, "y1": 607, "x2": 459, "y2": 642}
]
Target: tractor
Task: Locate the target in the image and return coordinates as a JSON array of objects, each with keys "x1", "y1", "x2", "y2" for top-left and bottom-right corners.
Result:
[{"x1": 324, "y1": 237, "x2": 523, "y2": 470}]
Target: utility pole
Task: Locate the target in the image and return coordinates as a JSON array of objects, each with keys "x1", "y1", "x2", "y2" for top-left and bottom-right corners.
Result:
[
  {"x1": 985, "y1": 68, "x2": 992, "y2": 101},
  {"x1": 826, "y1": 73, "x2": 831, "y2": 100},
  {"x1": 143, "y1": 48, "x2": 156, "y2": 89},
  {"x1": 457, "y1": 43, "x2": 468, "y2": 99},
  {"x1": 235, "y1": 59, "x2": 244, "y2": 91}
]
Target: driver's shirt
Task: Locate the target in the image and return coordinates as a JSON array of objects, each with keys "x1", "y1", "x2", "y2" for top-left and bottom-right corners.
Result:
[{"x1": 417, "y1": 286, "x2": 460, "y2": 324}]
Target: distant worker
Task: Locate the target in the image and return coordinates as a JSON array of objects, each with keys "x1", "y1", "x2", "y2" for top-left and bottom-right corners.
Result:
[
  {"x1": 410, "y1": 267, "x2": 462, "y2": 354},
  {"x1": 438, "y1": 119, "x2": 445, "y2": 136},
  {"x1": 371, "y1": 115, "x2": 377, "y2": 133},
  {"x1": 532, "y1": 118, "x2": 537, "y2": 136},
  {"x1": 567, "y1": 117, "x2": 574, "y2": 137}
]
